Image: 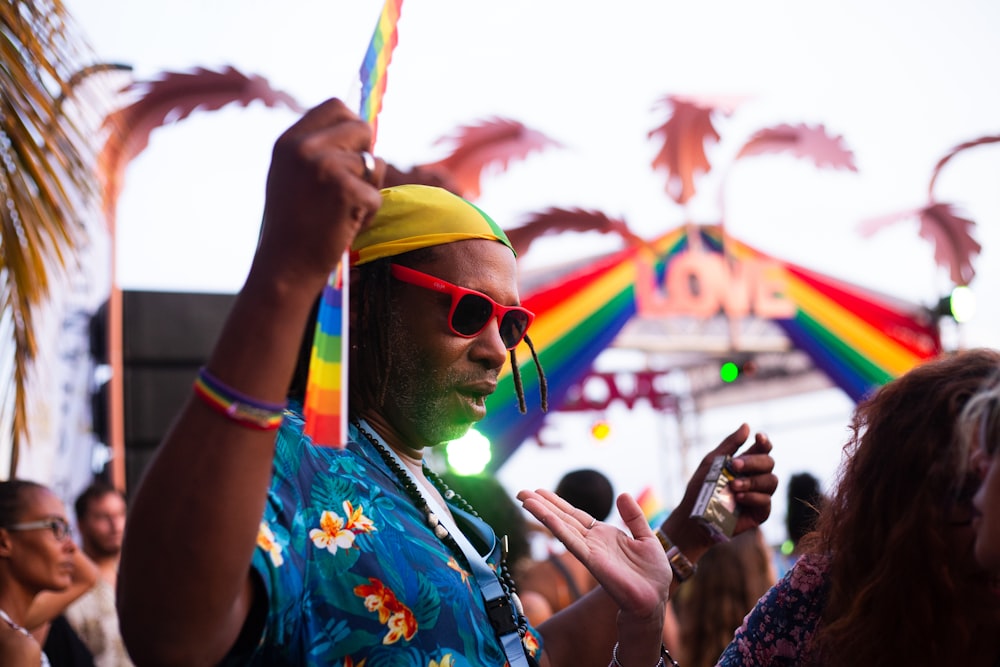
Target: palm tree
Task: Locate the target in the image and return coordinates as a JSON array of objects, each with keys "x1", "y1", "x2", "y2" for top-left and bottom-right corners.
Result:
[{"x1": 0, "y1": 0, "x2": 112, "y2": 475}]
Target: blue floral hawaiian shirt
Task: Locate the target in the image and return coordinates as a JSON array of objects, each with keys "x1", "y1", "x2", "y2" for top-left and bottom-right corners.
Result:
[{"x1": 236, "y1": 409, "x2": 542, "y2": 666}]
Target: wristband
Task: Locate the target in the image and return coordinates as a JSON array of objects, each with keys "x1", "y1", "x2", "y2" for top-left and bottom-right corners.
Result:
[
  {"x1": 655, "y1": 527, "x2": 697, "y2": 583},
  {"x1": 193, "y1": 367, "x2": 286, "y2": 431}
]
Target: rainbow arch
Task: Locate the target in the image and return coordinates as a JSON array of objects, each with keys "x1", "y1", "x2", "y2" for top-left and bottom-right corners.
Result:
[{"x1": 479, "y1": 225, "x2": 942, "y2": 469}]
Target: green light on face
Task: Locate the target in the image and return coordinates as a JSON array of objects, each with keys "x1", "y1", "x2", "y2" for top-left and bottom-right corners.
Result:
[{"x1": 445, "y1": 428, "x2": 492, "y2": 476}]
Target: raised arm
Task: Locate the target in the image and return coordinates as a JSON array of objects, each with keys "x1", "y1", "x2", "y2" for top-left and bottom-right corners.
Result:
[{"x1": 117, "y1": 99, "x2": 384, "y2": 667}]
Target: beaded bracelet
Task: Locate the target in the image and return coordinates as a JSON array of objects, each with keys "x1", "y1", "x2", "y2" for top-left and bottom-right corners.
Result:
[
  {"x1": 655, "y1": 527, "x2": 697, "y2": 583},
  {"x1": 192, "y1": 367, "x2": 286, "y2": 431},
  {"x1": 609, "y1": 642, "x2": 680, "y2": 667}
]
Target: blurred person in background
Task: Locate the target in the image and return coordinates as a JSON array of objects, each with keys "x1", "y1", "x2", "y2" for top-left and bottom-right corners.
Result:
[
  {"x1": 773, "y1": 472, "x2": 824, "y2": 578},
  {"x1": 673, "y1": 528, "x2": 776, "y2": 667},
  {"x1": 64, "y1": 482, "x2": 132, "y2": 667},
  {"x1": 0, "y1": 480, "x2": 97, "y2": 666}
]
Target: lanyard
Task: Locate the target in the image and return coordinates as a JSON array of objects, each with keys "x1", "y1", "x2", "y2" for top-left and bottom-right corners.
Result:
[{"x1": 361, "y1": 421, "x2": 529, "y2": 667}]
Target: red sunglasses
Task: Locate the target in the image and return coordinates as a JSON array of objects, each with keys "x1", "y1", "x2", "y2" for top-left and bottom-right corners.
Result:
[{"x1": 390, "y1": 264, "x2": 534, "y2": 350}]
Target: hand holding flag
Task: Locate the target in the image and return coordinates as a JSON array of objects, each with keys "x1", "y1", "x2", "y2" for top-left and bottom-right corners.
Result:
[{"x1": 303, "y1": 0, "x2": 405, "y2": 446}]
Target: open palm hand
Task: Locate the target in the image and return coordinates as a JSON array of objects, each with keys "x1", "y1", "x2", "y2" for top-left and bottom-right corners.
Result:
[{"x1": 517, "y1": 489, "x2": 671, "y2": 618}]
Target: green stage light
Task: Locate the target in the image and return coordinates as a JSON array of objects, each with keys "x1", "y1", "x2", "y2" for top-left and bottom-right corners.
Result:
[
  {"x1": 720, "y1": 361, "x2": 740, "y2": 383},
  {"x1": 934, "y1": 286, "x2": 976, "y2": 323},
  {"x1": 949, "y1": 286, "x2": 976, "y2": 323}
]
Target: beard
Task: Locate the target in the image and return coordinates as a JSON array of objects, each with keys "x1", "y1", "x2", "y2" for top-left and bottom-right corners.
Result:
[
  {"x1": 86, "y1": 537, "x2": 123, "y2": 560},
  {"x1": 383, "y1": 324, "x2": 494, "y2": 447}
]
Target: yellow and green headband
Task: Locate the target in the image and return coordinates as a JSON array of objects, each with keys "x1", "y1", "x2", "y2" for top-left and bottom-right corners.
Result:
[{"x1": 350, "y1": 184, "x2": 515, "y2": 266}]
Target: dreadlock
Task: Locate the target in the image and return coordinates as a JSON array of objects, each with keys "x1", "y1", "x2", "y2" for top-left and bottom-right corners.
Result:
[{"x1": 512, "y1": 334, "x2": 547, "y2": 413}]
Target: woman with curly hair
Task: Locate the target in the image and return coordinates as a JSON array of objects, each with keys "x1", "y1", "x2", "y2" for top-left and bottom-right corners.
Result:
[{"x1": 717, "y1": 348, "x2": 1000, "y2": 666}]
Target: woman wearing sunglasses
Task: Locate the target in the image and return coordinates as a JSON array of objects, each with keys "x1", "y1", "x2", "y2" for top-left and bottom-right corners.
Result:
[{"x1": 0, "y1": 480, "x2": 97, "y2": 666}]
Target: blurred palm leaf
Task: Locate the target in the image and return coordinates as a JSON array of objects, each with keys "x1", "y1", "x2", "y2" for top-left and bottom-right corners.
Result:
[
  {"x1": 0, "y1": 0, "x2": 103, "y2": 474},
  {"x1": 99, "y1": 66, "x2": 304, "y2": 226},
  {"x1": 928, "y1": 134, "x2": 1000, "y2": 198},
  {"x1": 648, "y1": 95, "x2": 724, "y2": 205},
  {"x1": 736, "y1": 123, "x2": 858, "y2": 171},
  {"x1": 857, "y1": 134, "x2": 997, "y2": 287},
  {"x1": 917, "y1": 203, "x2": 981, "y2": 286},
  {"x1": 419, "y1": 117, "x2": 563, "y2": 200},
  {"x1": 506, "y1": 207, "x2": 647, "y2": 257},
  {"x1": 858, "y1": 202, "x2": 981, "y2": 286}
]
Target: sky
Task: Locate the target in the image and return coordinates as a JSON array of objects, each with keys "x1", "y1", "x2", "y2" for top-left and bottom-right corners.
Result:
[{"x1": 65, "y1": 0, "x2": 1000, "y2": 543}]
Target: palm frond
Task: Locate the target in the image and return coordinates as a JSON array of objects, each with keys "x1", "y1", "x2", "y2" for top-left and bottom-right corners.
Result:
[
  {"x1": 98, "y1": 66, "x2": 304, "y2": 226},
  {"x1": 858, "y1": 202, "x2": 981, "y2": 286},
  {"x1": 735, "y1": 123, "x2": 857, "y2": 172},
  {"x1": 0, "y1": 0, "x2": 105, "y2": 475},
  {"x1": 647, "y1": 95, "x2": 723, "y2": 206},
  {"x1": 918, "y1": 203, "x2": 981, "y2": 286},
  {"x1": 420, "y1": 117, "x2": 563, "y2": 200},
  {"x1": 507, "y1": 207, "x2": 645, "y2": 257},
  {"x1": 928, "y1": 134, "x2": 1000, "y2": 198}
]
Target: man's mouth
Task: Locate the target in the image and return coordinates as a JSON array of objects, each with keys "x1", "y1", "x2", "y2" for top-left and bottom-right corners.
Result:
[{"x1": 459, "y1": 381, "x2": 497, "y2": 399}]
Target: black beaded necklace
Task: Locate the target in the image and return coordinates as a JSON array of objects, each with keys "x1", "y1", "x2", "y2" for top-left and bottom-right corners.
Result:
[{"x1": 353, "y1": 420, "x2": 530, "y2": 644}]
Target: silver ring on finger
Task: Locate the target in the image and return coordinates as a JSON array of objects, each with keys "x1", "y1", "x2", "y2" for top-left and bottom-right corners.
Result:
[
  {"x1": 587, "y1": 518, "x2": 597, "y2": 530},
  {"x1": 359, "y1": 150, "x2": 376, "y2": 183}
]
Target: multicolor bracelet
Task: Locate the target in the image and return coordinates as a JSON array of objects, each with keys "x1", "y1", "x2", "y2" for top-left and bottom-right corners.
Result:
[
  {"x1": 192, "y1": 367, "x2": 286, "y2": 431},
  {"x1": 655, "y1": 527, "x2": 697, "y2": 583}
]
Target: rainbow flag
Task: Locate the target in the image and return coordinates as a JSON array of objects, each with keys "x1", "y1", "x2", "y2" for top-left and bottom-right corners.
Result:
[
  {"x1": 478, "y1": 225, "x2": 941, "y2": 469},
  {"x1": 303, "y1": 0, "x2": 404, "y2": 446},
  {"x1": 303, "y1": 271, "x2": 350, "y2": 446},
  {"x1": 636, "y1": 486, "x2": 667, "y2": 523},
  {"x1": 359, "y1": 0, "x2": 404, "y2": 142}
]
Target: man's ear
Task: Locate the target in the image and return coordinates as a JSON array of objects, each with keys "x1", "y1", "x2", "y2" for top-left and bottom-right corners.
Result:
[{"x1": 0, "y1": 529, "x2": 13, "y2": 557}]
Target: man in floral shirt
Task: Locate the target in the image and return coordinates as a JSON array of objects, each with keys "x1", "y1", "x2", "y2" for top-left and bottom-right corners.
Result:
[{"x1": 118, "y1": 99, "x2": 778, "y2": 667}]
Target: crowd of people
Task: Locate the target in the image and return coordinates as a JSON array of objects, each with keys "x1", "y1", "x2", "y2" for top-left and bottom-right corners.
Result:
[{"x1": 2, "y1": 98, "x2": 999, "y2": 666}]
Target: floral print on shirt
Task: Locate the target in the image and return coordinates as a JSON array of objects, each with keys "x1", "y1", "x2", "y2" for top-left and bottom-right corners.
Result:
[
  {"x1": 716, "y1": 552, "x2": 831, "y2": 666},
  {"x1": 230, "y1": 410, "x2": 542, "y2": 667}
]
